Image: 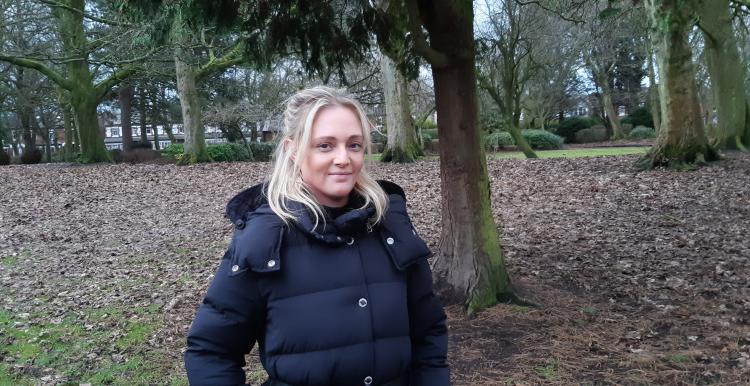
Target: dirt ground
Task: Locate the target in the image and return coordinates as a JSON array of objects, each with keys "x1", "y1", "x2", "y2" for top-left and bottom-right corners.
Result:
[{"x1": 1, "y1": 152, "x2": 749, "y2": 385}]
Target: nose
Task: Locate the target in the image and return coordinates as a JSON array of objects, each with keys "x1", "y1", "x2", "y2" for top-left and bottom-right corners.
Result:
[{"x1": 333, "y1": 144, "x2": 350, "y2": 166}]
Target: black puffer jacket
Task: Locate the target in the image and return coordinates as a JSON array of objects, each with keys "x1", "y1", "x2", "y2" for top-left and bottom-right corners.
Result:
[{"x1": 184, "y1": 181, "x2": 449, "y2": 386}]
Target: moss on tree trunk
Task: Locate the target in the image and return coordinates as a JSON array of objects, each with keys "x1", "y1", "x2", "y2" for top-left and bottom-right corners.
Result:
[{"x1": 639, "y1": 0, "x2": 718, "y2": 169}]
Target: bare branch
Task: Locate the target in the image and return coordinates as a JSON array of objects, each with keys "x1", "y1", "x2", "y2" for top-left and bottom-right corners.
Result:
[{"x1": 36, "y1": 0, "x2": 134, "y2": 27}]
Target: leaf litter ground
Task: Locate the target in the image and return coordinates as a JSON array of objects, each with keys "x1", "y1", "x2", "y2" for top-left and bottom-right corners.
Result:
[{"x1": 0, "y1": 153, "x2": 748, "y2": 385}]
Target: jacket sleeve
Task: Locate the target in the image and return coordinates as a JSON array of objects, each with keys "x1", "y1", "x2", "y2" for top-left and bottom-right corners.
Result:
[
  {"x1": 407, "y1": 258, "x2": 450, "y2": 386},
  {"x1": 184, "y1": 250, "x2": 266, "y2": 386}
]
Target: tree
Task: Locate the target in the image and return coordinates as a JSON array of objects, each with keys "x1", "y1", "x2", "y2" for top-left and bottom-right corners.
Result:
[
  {"x1": 379, "y1": 52, "x2": 422, "y2": 162},
  {"x1": 696, "y1": 0, "x2": 750, "y2": 149},
  {"x1": 134, "y1": 0, "x2": 515, "y2": 313},
  {"x1": 638, "y1": 0, "x2": 718, "y2": 168},
  {"x1": 476, "y1": 0, "x2": 540, "y2": 159},
  {"x1": 0, "y1": 0, "x2": 145, "y2": 162}
]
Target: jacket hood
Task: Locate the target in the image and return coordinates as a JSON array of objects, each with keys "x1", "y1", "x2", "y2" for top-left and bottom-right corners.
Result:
[{"x1": 225, "y1": 180, "x2": 407, "y2": 242}]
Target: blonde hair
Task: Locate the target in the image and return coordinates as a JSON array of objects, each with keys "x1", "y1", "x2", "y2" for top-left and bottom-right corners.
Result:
[{"x1": 266, "y1": 86, "x2": 389, "y2": 230}]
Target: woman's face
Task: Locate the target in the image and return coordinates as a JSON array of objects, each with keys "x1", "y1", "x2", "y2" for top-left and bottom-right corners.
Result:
[{"x1": 299, "y1": 105, "x2": 365, "y2": 207}]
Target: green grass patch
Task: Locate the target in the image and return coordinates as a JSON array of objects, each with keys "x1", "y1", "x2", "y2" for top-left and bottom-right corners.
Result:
[
  {"x1": 0, "y1": 307, "x2": 168, "y2": 385},
  {"x1": 490, "y1": 147, "x2": 650, "y2": 160},
  {"x1": 668, "y1": 354, "x2": 691, "y2": 364},
  {"x1": 0, "y1": 255, "x2": 18, "y2": 267},
  {"x1": 535, "y1": 359, "x2": 558, "y2": 381}
]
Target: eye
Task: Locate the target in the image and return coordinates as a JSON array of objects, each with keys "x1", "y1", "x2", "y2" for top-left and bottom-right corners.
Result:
[
  {"x1": 316, "y1": 143, "x2": 332, "y2": 151},
  {"x1": 349, "y1": 142, "x2": 363, "y2": 151}
]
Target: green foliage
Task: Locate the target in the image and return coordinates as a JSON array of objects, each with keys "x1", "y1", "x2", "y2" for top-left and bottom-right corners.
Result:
[
  {"x1": 163, "y1": 142, "x2": 273, "y2": 162},
  {"x1": 522, "y1": 129, "x2": 564, "y2": 150},
  {"x1": 555, "y1": 116, "x2": 599, "y2": 143},
  {"x1": 248, "y1": 142, "x2": 275, "y2": 161},
  {"x1": 628, "y1": 126, "x2": 657, "y2": 139},
  {"x1": 162, "y1": 143, "x2": 184, "y2": 158},
  {"x1": 575, "y1": 126, "x2": 608, "y2": 143},
  {"x1": 206, "y1": 143, "x2": 252, "y2": 162},
  {"x1": 483, "y1": 132, "x2": 514, "y2": 150},
  {"x1": 421, "y1": 128, "x2": 438, "y2": 141},
  {"x1": 415, "y1": 119, "x2": 437, "y2": 130},
  {"x1": 621, "y1": 107, "x2": 653, "y2": 128}
]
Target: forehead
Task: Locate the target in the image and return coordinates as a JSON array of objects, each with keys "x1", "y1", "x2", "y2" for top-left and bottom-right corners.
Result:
[{"x1": 310, "y1": 105, "x2": 363, "y2": 138}]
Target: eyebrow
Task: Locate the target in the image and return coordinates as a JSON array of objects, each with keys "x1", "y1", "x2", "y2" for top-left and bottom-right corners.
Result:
[{"x1": 313, "y1": 135, "x2": 364, "y2": 141}]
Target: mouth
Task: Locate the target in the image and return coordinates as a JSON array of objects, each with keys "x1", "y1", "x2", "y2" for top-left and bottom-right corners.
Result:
[{"x1": 329, "y1": 172, "x2": 352, "y2": 176}]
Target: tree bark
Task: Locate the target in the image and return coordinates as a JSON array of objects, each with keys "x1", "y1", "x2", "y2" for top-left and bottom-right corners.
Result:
[
  {"x1": 419, "y1": 0, "x2": 513, "y2": 314},
  {"x1": 592, "y1": 68, "x2": 624, "y2": 139},
  {"x1": 119, "y1": 85, "x2": 134, "y2": 151},
  {"x1": 174, "y1": 46, "x2": 210, "y2": 163},
  {"x1": 647, "y1": 44, "x2": 661, "y2": 132},
  {"x1": 639, "y1": 0, "x2": 717, "y2": 168},
  {"x1": 138, "y1": 87, "x2": 148, "y2": 144},
  {"x1": 150, "y1": 87, "x2": 160, "y2": 150},
  {"x1": 380, "y1": 52, "x2": 421, "y2": 162},
  {"x1": 697, "y1": 0, "x2": 750, "y2": 149}
]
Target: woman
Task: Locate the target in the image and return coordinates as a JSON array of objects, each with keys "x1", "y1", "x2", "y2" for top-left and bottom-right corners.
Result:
[{"x1": 184, "y1": 86, "x2": 449, "y2": 386}]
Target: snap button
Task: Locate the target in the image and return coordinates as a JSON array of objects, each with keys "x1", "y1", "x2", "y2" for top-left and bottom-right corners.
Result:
[
  {"x1": 364, "y1": 376, "x2": 373, "y2": 385},
  {"x1": 267, "y1": 260, "x2": 276, "y2": 268},
  {"x1": 234, "y1": 219, "x2": 245, "y2": 229},
  {"x1": 386, "y1": 237, "x2": 394, "y2": 245},
  {"x1": 346, "y1": 237, "x2": 355, "y2": 245},
  {"x1": 412, "y1": 228, "x2": 416, "y2": 235},
  {"x1": 231, "y1": 265, "x2": 239, "y2": 272},
  {"x1": 337, "y1": 236, "x2": 343, "y2": 241},
  {"x1": 358, "y1": 298, "x2": 368, "y2": 307}
]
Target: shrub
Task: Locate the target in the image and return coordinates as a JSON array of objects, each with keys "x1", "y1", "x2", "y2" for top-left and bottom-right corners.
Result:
[
  {"x1": 248, "y1": 142, "x2": 275, "y2": 161},
  {"x1": 522, "y1": 129, "x2": 564, "y2": 150},
  {"x1": 575, "y1": 125, "x2": 608, "y2": 143},
  {"x1": 0, "y1": 150, "x2": 10, "y2": 165},
  {"x1": 555, "y1": 116, "x2": 599, "y2": 143},
  {"x1": 130, "y1": 141, "x2": 153, "y2": 149},
  {"x1": 483, "y1": 132, "x2": 514, "y2": 151},
  {"x1": 109, "y1": 149, "x2": 123, "y2": 163},
  {"x1": 421, "y1": 128, "x2": 438, "y2": 141},
  {"x1": 122, "y1": 149, "x2": 162, "y2": 163},
  {"x1": 21, "y1": 148, "x2": 43, "y2": 164},
  {"x1": 161, "y1": 143, "x2": 184, "y2": 158},
  {"x1": 628, "y1": 126, "x2": 656, "y2": 139},
  {"x1": 207, "y1": 143, "x2": 252, "y2": 162},
  {"x1": 621, "y1": 107, "x2": 653, "y2": 128},
  {"x1": 416, "y1": 119, "x2": 437, "y2": 130}
]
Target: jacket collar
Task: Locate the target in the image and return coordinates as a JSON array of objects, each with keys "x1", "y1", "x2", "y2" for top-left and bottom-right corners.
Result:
[{"x1": 226, "y1": 180, "x2": 405, "y2": 243}]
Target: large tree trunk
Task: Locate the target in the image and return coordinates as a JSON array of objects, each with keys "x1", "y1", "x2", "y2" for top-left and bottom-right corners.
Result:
[
  {"x1": 380, "y1": 53, "x2": 421, "y2": 162},
  {"x1": 119, "y1": 85, "x2": 134, "y2": 151},
  {"x1": 138, "y1": 87, "x2": 148, "y2": 144},
  {"x1": 505, "y1": 82, "x2": 537, "y2": 158},
  {"x1": 58, "y1": 0, "x2": 109, "y2": 163},
  {"x1": 175, "y1": 46, "x2": 210, "y2": 163},
  {"x1": 647, "y1": 44, "x2": 661, "y2": 133},
  {"x1": 150, "y1": 88, "x2": 160, "y2": 150},
  {"x1": 697, "y1": 0, "x2": 750, "y2": 149},
  {"x1": 423, "y1": 0, "x2": 513, "y2": 314},
  {"x1": 592, "y1": 69, "x2": 624, "y2": 139},
  {"x1": 639, "y1": 0, "x2": 717, "y2": 168},
  {"x1": 71, "y1": 91, "x2": 109, "y2": 163}
]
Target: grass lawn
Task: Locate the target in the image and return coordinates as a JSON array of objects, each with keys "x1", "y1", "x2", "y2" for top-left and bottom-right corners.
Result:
[
  {"x1": 489, "y1": 146, "x2": 650, "y2": 159},
  {"x1": 370, "y1": 146, "x2": 650, "y2": 161}
]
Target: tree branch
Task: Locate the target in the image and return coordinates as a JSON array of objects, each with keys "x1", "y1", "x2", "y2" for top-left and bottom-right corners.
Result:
[
  {"x1": 37, "y1": 0, "x2": 134, "y2": 27},
  {"x1": 0, "y1": 54, "x2": 72, "y2": 90},
  {"x1": 404, "y1": 0, "x2": 450, "y2": 68},
  {"x1": 95, "y1": 65, "x2": 140, "y2": 100},
  {"x1": 196, "y1": 41, "x2": 245, "y2": 80}
]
